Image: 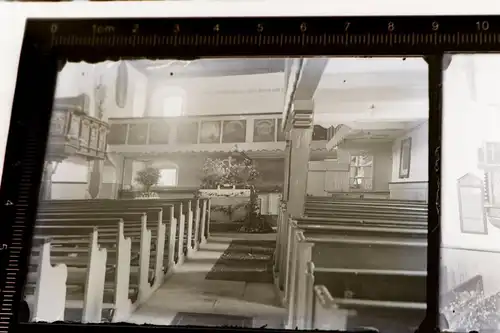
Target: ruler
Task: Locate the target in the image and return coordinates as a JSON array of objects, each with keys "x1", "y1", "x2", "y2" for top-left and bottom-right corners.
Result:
[{"x1": 25, "y1": 16, "x2": 500, "y2": 56}]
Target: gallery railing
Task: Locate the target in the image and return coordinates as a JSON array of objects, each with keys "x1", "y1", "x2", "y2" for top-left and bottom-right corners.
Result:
[{"x1": 106, "y1": 113, "x2": 329, "y2": 153}]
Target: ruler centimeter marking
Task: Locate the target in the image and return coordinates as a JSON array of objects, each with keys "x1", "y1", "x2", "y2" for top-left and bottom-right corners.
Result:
[{"x1": 47, "y1": 32, "x2": 500, "y2": 47}]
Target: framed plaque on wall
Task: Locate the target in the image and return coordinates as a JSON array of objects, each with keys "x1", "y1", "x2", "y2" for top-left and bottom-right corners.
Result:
[{"x1": 457, "y1": 173, "x2": 488, "y2": 235}]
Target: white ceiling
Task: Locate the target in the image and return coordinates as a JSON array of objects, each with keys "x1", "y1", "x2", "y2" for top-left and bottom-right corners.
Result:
[
  {"x1": 342, "y1": 121, "x2": 423, "y2": 143},
  {"x1": 322, "y1": 57, "x2": 427, "y2": 74},
  {"x1": 129, "y1": 58, "x2": 285, "y2": 78}
]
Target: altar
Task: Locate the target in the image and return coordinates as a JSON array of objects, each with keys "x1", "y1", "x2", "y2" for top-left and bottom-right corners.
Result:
[{"x1": 198, "y1": 185, "x2": 251, "y2": 223}]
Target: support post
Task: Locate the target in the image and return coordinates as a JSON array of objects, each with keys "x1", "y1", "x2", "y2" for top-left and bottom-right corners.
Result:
[
  {"x1": 277, "y1": 135, "x2": 291, "y2": 288},
  {"x1": 287, "y1": 101, "x2": 314, "y2": 218}
]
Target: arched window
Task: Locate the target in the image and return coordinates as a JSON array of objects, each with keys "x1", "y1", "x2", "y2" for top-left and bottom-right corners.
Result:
[
  {"x1": 158, "y1": 168, "x2": 178, "y2": 186},
  {"x1": 163, "y1": 96, "x2": 183, "y2": 117}
]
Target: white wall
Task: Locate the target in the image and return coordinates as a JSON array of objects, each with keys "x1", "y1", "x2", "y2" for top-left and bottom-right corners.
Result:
[
  {"x1": 55, "y1": 61, "x2": 148, "y2": 120},
  {"x1": 99, "y1": 163, "x2": 117, "y2": 199},
  {"x1": 50, "y1": 156, "x2": 89, "y2": 200},
  {"x1": 442, "y1": 56, "x2": 500, "y2": 251},
  {"x1": 441, "y1": 55, "x2": 500, "y2": 301},
  {"x1": 307, "y1": 161, "x2": 328, "y2": 196},
  {"x1": 391, "y1": 121, "x2": 428, "y2": 183},
  {"x1": 51, "y1": 156, "x2": 88, "y2": 183},
  {"x1": 147, "y1": 74, "x2": 284, "y2": 117},
  {"x1": 307, "y1": 160, "x2": 351, "y2": 195},
  {"x1": 388, "y1": 121, "x2": 428, "y2": 201}
]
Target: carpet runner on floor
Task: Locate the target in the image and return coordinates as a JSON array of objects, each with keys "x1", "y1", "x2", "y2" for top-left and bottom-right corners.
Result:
[
  {"x1": 205, "y1": 240, "x2": 275, "y2": 283},
  {"x1": 171, "y1": 312, "x2": 253, "y2": 327}
]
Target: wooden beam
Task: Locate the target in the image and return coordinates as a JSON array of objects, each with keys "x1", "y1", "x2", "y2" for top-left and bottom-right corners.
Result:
[
  {"x1": 282, "y1": 58, "x2": 328, "y2": 132},
  {"x1": 283, "y1": 59, "x2": 304, "y2": 131}
]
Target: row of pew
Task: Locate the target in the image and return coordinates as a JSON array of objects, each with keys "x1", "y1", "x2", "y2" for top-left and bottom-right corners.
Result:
[
  {"x1": 274, "y1": 195, "x2": 428, "y2": 333},
  {"x1": 25, "y1": 197, "x2": 211, "y2": 323}
]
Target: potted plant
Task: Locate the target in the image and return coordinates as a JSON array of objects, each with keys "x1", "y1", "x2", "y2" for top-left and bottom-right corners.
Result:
[{"x1": 134, "y1": 167, "x2": 161, "y2": 199}]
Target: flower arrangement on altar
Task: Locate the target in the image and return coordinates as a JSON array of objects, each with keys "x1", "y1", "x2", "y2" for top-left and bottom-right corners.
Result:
[
  {"x1": 200, "y1": 157, "x2": 259, "y2": 189},
  {"x1": 199, "y1": 153, "x2": 273, "y2": 233}
]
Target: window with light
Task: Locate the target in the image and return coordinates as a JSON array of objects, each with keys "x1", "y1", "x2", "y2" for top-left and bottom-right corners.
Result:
[
  {"x1": 158, "y1": 168, "x2": 178, "y2": 187},
  {"x1": 163, "y1": 96, "x2": 184, "y2": 117}
]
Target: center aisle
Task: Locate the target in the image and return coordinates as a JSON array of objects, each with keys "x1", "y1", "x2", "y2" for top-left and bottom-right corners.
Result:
[{"x1": 127, "y1": 233, "x2": 286, "y2": 329}]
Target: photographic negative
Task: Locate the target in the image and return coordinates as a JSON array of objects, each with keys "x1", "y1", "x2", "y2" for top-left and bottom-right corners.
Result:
[
  {"x1": 6, "y1": 16, "x2": 478, "y2": 333},
  {"x1": 440, "y1": 54, "x2": 500, "y2": 331},
  {"x1": 16, "y1": 55, "x2": 430, "y2": 332}
]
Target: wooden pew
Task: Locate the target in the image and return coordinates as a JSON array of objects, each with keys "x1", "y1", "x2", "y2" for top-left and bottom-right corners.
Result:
[
  {"x1": 275, "y1": 198, "x2": 427, "y2": 295},
  {"x1": 30, "y1": 221, "x2": 129, "y2": 321},
  {"x1": 276, "y1": 216, "x2": 427, "y2": 296},
  {"x1": 34, "y1": 213, "x2": 158, "y2": 305},
  {"x1": 30, "y1": 198, "x2": 209, "y2": 322},
  {"x1": 306, "y1": 196, "x2": 427, "y2": 207},
  {"x1": 309, "y1": 284, "x2": 425, "y2": 333},
  {"x1": 304, "y1": 208, "x2": 427, "y2": 222},
  {"x1": 37, "y1": 205, "x2": 180, "y2": 268},
  {"x1": 27, "y1": 238, "x2": 68, "y2": 322},
  {"x1": 36, "y1": 208, "x2": 173, "y2": 284},
  {"x1": 281, "y1": 219, "x2": 427, "y2": 304},
  {"x1": 305, "y1": 200, "x2": 428, "y2": 211},
  {"x1": 27, "y1": 227, "x2": 109, "y2": 323},
  {"x1": 287, "y1": 223, "x2": 427, "y2": 332},
  {"x1": 38, "y1": 198, "x2": 210, "y2": 259}
]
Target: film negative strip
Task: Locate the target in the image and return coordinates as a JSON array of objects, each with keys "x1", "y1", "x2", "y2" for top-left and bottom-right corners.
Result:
[{"x1": 1, "y1": 15, "x2": 498, "y2": 333}]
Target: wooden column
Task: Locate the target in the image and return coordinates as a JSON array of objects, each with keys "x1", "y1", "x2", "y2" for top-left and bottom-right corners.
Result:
[
  {"x1": 276, "y1": 135, "x2": 291, "y2": 285},
  {"x1": 283, "y1": 135, "x2": 292, "y2": 201},
  {"x1": 287, "y1": 102, "x2": 314, "y2": 218}
]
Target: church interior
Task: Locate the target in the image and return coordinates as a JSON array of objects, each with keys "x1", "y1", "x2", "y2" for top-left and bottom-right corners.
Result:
[{"x1": 23, "y1": 55, "x2": 500, "y2": 331}]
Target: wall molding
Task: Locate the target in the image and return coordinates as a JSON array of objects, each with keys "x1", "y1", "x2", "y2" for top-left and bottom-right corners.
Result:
[{"x1": 442, "y1": 245, "x2": 500, "y2": 254}]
